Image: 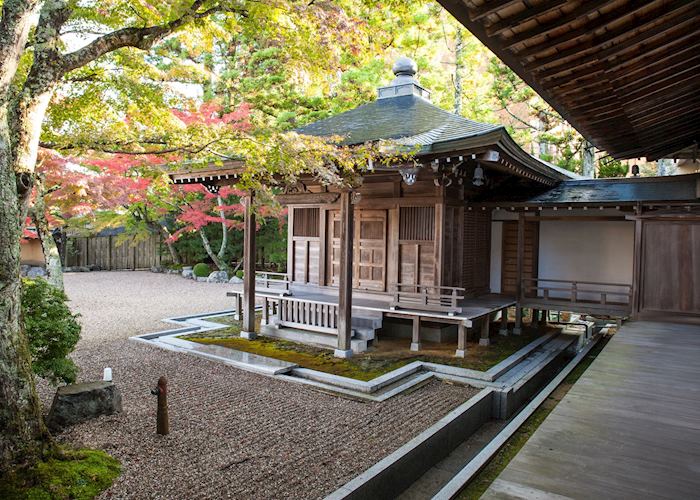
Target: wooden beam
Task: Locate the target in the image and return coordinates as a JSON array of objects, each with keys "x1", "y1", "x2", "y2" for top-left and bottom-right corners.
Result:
[
  {"x1": 511, "y1": 0, "x2": 645, "y2": 55},
  {"x1": 524, "y1": 2, "x2": 697, "y2": 74},
  {"x1": 241, "y1": 193, "x2": 257, "y2": 339},
  {"x1": 486, "y1": 0, "x2": 568, "y2": 37},
  {"x1": 469, "y1": 0, "x2": 519, "y2": 22},
  {"x1": 275, "y1": 192, "x2": 339, "y2": 206},
  {"x1": 335, "y1": 190, "x2": 354, "y2": 357}
]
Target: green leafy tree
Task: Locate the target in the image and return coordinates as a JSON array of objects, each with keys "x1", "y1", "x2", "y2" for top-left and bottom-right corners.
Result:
[{"x1": 21, "y1": 278, "x2": 81, "y2": 385}]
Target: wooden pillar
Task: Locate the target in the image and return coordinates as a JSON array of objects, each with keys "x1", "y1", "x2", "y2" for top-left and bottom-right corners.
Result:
[
  {"x1": 539, "y1": 309, "x2": 548, "y2": 327},
  {"x1": 479, "y1": 315, "x2": 491, "y2": 346},
  {"x1": 241, "y1": 193, "x2": 257, "y2": 339},
  {"x1": 456, "y1": 322, "x2": 467, "y2": 358},
  {"x1": 514, "y1": 307, "x2": 523, "y2": 335},
  {"x1": 335, "y1": 190, "x2": 354, "y2": 358},
  {"x1": 261, "y1": 297, "x2": 269, "y2": 326},
  {"x1": 631, "y1": 210, "x2": 643, "y2": 319},
  {"x1": 499, "y1": 307, "x2": 509, "y2": 336},
  {"x1": 411, "y1": 316, "x2": 421, "y2": 351},
  {"x1": 532, "y1": 308, "x2": 540, "y2": 324},
  {"x1": 513, "y1": 213, "x2": 525, "y2": 335}
]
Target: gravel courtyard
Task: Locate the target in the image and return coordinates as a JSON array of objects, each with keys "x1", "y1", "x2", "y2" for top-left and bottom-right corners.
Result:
[{"x1": 38, "y1": 271, "x2": 477, "y2": 499}]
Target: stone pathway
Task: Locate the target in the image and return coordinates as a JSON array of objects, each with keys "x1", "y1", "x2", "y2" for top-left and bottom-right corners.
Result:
[{"x1": 37, "y1": 271, "x2": 477, "y2": 499}]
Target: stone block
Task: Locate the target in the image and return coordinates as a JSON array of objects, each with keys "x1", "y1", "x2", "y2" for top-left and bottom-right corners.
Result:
[
  {"x1": 47, "y1": 381, "x2": 122, "y2": 431},
  {"x1": 181, "y1": 266, "x2": 193, "y2": 279},
  {"x1": 26, "y1": 266, "x2": 47, "y2": 278},
  {"x1": 207, "y1": 270, "x2": 229, "y2": 283},
  {"x1": 229, "y1": 276, "x2": 243, "y2": 284}
]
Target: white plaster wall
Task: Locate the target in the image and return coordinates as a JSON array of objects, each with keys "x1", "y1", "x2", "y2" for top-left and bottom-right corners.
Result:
[
  {"x1": 538, "y1": 221, "x2": 634, "y2": 300},
  {"x1": 490, "y1": 221, "x2": 503, "y2": 293}
]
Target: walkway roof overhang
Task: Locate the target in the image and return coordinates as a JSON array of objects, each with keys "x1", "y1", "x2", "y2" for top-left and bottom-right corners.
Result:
[
  {"x1": 438, "y1": 0, "x2": 700, "y2": 160},
  {"x1": 474, "y1": 172, "x2": 700, "y2": 208}
]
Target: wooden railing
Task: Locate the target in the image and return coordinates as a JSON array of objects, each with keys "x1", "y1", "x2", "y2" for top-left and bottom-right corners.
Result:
[
  {"x1": 255, "y1": 271, "x2": 290, "y2": 295},
  {"x1": 521, "y1": 278, "x2": 632, "y2": 310},
  {"x1": 390, "y1": 283, "x2": 465, "y2": 316},
  {"x1": 274, "y1": 296, "x2": 338, "y2": 334}
]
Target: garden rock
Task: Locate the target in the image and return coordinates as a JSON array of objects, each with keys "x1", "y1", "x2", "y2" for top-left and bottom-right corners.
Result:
[
  {"x1": 229, "y1": 276, "x2": 243, "y2": 284},
  {"x1": 47, "y1": 381, "x2": 122, "y2": 432},
  {"x1": 26, "y1": 266, "x2": 47, "y2": 278},
  {"x1": 196, "y1": 276, "x2": 209, "y2": 282},
  {"x1": 207, "y1": 271, "x2": 229, "y2": 283},
  {"x1": 181, "y1": 266, "x2": 194, "y2": 279}
]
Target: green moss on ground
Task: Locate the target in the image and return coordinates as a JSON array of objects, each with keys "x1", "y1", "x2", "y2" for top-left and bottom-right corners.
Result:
[
  {"x1": 182, "y1": 320, "x2": 548, "y2": 381},
  {"x1": 457, "y1": 335, "x2": 610, "y2": 499},
  {"x1": 190, "y1": 334, "x2": 409, "y2": 381},
  {"x1": 0, "y1": 448, "x2": 121, "y2": 500}
]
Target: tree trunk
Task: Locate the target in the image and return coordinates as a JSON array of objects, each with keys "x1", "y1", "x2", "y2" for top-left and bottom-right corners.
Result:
[
  {"x1": 215, "y1": 195, "x2": 228, "y2": 266},
  {"x1": 0, "y1": 107, "x2": 49, "y2": 472},
  {"x1": 199, "y1": 229, "x2": 226, "y2": 271},
  {"x1": 453, "y1": 28, "x2": 464, "y2": 115},
  {"x1": 31, "y1": 175, "x2": 63, "y2": 289},
  {"x1": 582, "y1": 140, "x2": 595, "y2": 178}
]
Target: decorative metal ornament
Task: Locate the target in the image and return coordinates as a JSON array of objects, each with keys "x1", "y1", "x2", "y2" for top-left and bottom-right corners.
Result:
[
  {"x1": 399, "y1": 166, "x2": 420, "y2": 186},
  {"x1": 203, "y1": 182, "x2": 221, "y2": 194}
]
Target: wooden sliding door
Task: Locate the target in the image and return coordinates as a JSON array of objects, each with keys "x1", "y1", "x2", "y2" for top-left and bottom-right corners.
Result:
[
  {"x1": 327, "y1": 209, "x2": 387, "y2": 291},
  {"x1": 501, "y1": 220, "x2": 538, "y2": 296}
]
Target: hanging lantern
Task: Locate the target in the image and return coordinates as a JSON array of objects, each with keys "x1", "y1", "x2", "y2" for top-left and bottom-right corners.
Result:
[{"x1": 472, "y1": 163, "x2": 485, "y2": 186}]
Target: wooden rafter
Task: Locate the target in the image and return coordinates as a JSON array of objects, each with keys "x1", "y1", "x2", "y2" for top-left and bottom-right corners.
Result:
[{"x1": 438, "y1": 0, "x2": 700, "y2": 160}]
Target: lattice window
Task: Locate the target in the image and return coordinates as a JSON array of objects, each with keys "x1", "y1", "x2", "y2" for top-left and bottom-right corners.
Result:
[
  {"x1": 399, "y1": 206, "x2": 435, "y2": 241},
  {"x1": 293, "y1": 208, "x2": 320, "y2": 237}
]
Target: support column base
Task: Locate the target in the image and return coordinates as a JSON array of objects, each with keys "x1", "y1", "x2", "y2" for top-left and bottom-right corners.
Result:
[
  {"x1": 512, "y1": 327, "x2": 522, "y2": 336},
  {"x1": 479, "y1": 338, "x2": 491, "y2": 346},
  {"x1": 498, "y1": 328, "x2": 509, "y2": 336},
  {"x1": 241, "y1": 331, "x2": 257, "y2": 340},
  {"x1": 455, "y1": 349, "x2": 466, "y2": 358},
  {"x1": 410, "y1": 342, "x2": 422, "y2": 352},
  {"x1": 334, "y1": 349, "x2": 353, "y2": 359}
]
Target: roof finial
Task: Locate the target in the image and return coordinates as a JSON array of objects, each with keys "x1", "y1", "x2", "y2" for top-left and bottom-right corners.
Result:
[{"x1": 392, "y1": 56, "x2": 417, "y2": 77}]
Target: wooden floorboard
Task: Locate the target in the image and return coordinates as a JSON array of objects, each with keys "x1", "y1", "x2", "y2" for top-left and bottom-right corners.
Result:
[{"x1": 482, "y1": 320, "x2": 700, "y2": 500}]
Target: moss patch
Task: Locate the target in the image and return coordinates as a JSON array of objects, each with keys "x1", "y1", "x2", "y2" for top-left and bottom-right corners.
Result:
[
  {"x1": 0, "y1": 448, "x2": 121, "y2": 500},
  {"x1": 182, "y1": 320, "x2": 550, "y2": 381},
  {"x1": 457, "y1": 335, "x2": 610, "y2": 499},
  {"x1": 189, "y1": 334, "x2": 409, "y2": 381}
]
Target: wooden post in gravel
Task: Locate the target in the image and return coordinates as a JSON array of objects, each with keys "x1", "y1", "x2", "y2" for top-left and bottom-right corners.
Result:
[
  {"x1": 335, "y1": 190, "x2": 354, "y2": 358},
  {"x1": 242, "y1": 193, "x2": 257, "y2": 340},
  {"x1": 153, "y1": 376, "x2": 169, "y2": 435}
]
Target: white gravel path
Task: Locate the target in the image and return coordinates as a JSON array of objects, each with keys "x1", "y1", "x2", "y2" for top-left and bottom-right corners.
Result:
[{"x1": 38, "y1": 271, "x2": 477, "y2": 499}]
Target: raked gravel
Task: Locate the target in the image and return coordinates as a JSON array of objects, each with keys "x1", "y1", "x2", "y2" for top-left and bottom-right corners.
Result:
[{"x1": 36, "y1": 271, "x2": 478, "y2": 499}]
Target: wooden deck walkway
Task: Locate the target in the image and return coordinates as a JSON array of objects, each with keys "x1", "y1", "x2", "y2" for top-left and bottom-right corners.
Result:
[
  {"x1": 482, "y1": 321, "x2": 700, "y2": 499},
  {"x1": 230, "y1": 283, "x2": 515, "y2": 325}
]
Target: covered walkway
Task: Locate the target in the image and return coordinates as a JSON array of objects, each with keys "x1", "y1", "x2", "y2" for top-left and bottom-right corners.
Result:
[{"x1": 483, "y1": 321, "x2": 700, "y2": 499}]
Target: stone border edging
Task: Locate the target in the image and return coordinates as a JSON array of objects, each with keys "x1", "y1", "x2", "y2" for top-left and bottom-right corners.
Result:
[
  {"x1": 432, "y1": 334, "x2": 602, "y2": 500},
  {"x1": 326, "y1": 388, "x2": 495, "y2": 500},
  {"x1": 130, "y1": 310, "x2": 573, "y2": 402}
]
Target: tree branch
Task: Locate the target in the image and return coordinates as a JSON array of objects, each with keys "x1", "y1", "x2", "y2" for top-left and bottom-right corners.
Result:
[{"x1": 60, "y1": 1, "x2": 244, "y2": 74}]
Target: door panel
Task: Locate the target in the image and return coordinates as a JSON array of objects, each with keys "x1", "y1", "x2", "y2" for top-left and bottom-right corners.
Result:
[
  {"x1": 326, "y1": 209, "x2": 388, "y2": 291},
  {"x1": 501, "y1": 221, "x2": 539, "y2": 296},
  {"x1": 641, "y1": 221, "x2": 700, "y2": 315},
  {"x1": 355, "y1": 210, "x2": 387, "y2": 291}
]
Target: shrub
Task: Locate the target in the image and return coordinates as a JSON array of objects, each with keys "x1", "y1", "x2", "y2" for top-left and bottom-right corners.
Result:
[
  {"x1": 21, "y1": 278, "x2": 81, "y2": 385},
  {"x1": 235, "y1": 270, "x2": 244, "y2": 279},
  {"x1": 193, "y1": 263, "x2": 211, "y2": 277}
]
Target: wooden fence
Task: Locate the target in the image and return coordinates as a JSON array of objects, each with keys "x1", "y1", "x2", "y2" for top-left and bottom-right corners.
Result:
[{"x1": 65, "y1": 234, "x2": 164, "y2": 271}]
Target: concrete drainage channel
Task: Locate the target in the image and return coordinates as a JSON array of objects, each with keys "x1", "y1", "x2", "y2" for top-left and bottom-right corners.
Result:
[{"x1": 132, "y1": 311, "x2": 606, "y2": 497}]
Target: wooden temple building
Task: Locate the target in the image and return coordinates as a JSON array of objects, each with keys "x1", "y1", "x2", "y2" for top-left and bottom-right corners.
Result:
[{"x1": 171, "y1": 57, "x2": 700, "y2": 358}]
